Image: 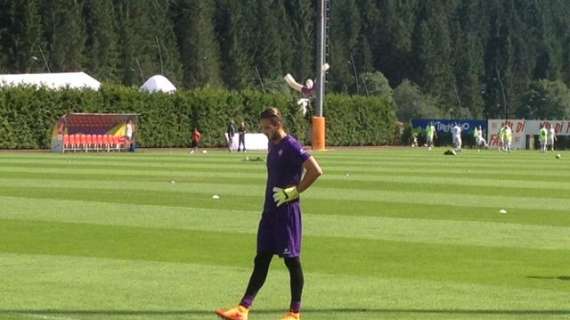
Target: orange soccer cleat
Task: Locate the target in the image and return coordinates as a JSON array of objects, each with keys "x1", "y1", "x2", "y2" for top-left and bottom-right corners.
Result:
[
  {"x1": 280, "y1": 311, "x2": 301, "y2": 320},
  {"x1": 215, "y1": 305, "x2": 249, "y2": 320}
]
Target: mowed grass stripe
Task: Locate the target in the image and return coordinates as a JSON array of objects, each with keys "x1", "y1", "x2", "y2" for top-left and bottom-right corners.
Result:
[
  {"x1": 0, "y1": 151, "x2": 564, "y2": 177},
  {"x1": 6, "y1": 164, "x2": 570, "y2": 190},
  {"x1": 0, "y1": 219, "x2": 567, "y2": 292},
  {"x1": 4, "y1": 165, "x2": 570, "y2": 193},
  {"x1": 0, "y1": 187, "x2": 568, "y2": 229},
  {"x1": 1, "y1": 146, "x2": 566, "y2": 161},
  {"x1": 2, "y1": 177, "x2": 570, "y2": 211},
  {"x1": 320, "y1": 153, "x2": 570, "y2": 166},
  {"x1": 2, "y1": 153, "x2": 569, "y2": 172},
  {"x1": 1, "y1": 253, "x2": 568, "y2": 314},
  {"x1": 3, "y1": 180, "x2": 569, "y2": 228},
  {"x1": 2, "y1": 171, "x2": 570, "y2": 201},
  {"x1": 1, "y1": 196, "x2": 568, "y2": 250},
  {"x1": 3, "y1": 160, "x2": 570, "y2": 184},
  {"x1": 2, "y1": 154, "x2": 570, "y2": 170},
  {"x1": 1, "y1": 148, "x2": 567, "y2": 167}
]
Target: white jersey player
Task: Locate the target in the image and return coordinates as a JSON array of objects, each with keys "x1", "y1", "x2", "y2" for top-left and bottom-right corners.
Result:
[
  {"x1": 474, "y1": 126, "x2": 488, "y2": 149},
  {"x1": 547, "y1": 126, "x2": 556, "y2": 151},
  {"x1": 451, "y1": 123, "x2": 462, "y2": 152}
]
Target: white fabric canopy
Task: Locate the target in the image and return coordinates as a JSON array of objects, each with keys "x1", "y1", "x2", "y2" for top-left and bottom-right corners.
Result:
[
  {"x1": 139, "y1": 75, "x2": 176, "y2": 93},
  {"x1": 0, "y1": 72, "x2": 101, "y2": 90}
]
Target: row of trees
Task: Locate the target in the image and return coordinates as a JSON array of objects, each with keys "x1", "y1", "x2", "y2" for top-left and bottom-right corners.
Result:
[
  {"x1": 1, "y1": 0, "x2": 570, "y2": 120},
  {"x1": 0, "y1": 0, "x2": 313, "y2": 89},
  {"x1": 335, "y1": 0, "x2": 570, "y2": 120}
]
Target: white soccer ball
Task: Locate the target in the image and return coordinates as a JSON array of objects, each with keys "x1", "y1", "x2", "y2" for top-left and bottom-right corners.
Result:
[
  {"x1": 212, "y1": 194, "x2": 220, "y2": 200},
  {"x1": 170, "y1": 180, "x2": 176, "y2": 184},
  {"x1": 202, "y1": 150, "x2": 208, "y2": 154},
  {"x1": 499, "y1": 209, "x2": 507, "y2": 214},
  {"x1": 556, "y1": 154, "x2": 561, "y2": 159}
]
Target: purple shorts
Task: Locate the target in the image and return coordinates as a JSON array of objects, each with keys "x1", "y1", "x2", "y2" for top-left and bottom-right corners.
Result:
[{"x1": 257, "y1": 202, "x2": 302, "y2": 258}]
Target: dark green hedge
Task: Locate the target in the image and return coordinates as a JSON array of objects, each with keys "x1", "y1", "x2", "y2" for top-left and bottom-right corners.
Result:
[
  {"x1": 0, "y1": 84, "x2": 396, "y2": 149},
  {"x1": 325, "y1": 94, "x2": 397, "y2": 146}
]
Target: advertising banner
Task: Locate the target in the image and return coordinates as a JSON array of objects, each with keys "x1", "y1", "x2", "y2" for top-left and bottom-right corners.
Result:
[
  {"x1": 411, "y1": 119, "x2": 487, "y2": 134},
  {"x1": 487, "y1": 119, "x2": 526, "y2": 149},
  {"x1": 525, "y1": 120, "x2": 570, "y2": 136}
]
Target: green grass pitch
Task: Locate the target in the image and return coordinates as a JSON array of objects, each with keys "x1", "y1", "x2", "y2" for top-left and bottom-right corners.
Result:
[{"x1": 0, "y1": 147, "x2": 568, "y2": 320}]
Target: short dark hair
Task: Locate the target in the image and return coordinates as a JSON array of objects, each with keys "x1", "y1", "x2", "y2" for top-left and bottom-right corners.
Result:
[{"x1": 259, "y1": 107, "x2": 282, "y2": 125}]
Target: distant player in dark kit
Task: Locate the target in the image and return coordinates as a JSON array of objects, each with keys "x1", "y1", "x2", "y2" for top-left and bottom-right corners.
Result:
[
  {"x1": 190, "y1": 128, "x2": 201, "y2": 154},
  {"x1": 216, "y1": 107, "x2": 323, "y2": 320},
  {"x1": 227, "y1": 120, "x2": 237, "y2": 152},
  {"x1": 238, "y1": 121, "x2": 247, "y2": 152}
]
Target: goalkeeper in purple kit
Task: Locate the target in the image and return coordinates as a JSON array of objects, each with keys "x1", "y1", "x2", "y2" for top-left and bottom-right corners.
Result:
[{"x1": 216, "y1": 107, "x2": 323, "y2": 320}]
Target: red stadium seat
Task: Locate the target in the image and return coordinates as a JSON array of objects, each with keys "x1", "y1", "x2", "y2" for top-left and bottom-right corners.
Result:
[
  {"x1": 96, "y1": 135, "x2": 104, "y2": 151},
  {"x1": 63, "y1": 134, "x2": 70, "y2": 152},
  {"x1": 92, "y1": 135, "x2": 98, "y2": 151},
  {"x1": 114, "y1": 135, "x2": 122, "y2": 150},
  {"x1": 74, "y1": 134, "x2": 81, "y2": 151},
  {"x1": 70, "y1": 134, "x2": 78, "y2": 151},
  {"x1": 103, "y1": 135, "x2": 112, "y2": 151},
  {"x1": 79, "y1": 134, "x2": 88, "y2": 151},
  {"x1": 87, "y1": 134, "x2": 95, "y2": 151},
  {"x1": 77, "y1": 134, "x2": 82, "y2": 150}
]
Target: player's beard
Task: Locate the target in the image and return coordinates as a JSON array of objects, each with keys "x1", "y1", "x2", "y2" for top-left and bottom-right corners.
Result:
[
  {"x1": 270, "y1": 131, "x2": 280, "y2": 142},
  {"x1": 267, "y1": 129, "x2": 286, "y2": 143}
]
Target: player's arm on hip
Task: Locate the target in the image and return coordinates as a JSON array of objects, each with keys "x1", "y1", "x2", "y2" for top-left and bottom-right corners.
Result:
[{"x1": 297, "y1": 156, "x2": 323, "y2": 193}]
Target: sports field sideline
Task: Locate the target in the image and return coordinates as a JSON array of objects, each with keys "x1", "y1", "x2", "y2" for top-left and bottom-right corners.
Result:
[{"x1": 0, "y1": 148, "x2": 568, "y2": 320}]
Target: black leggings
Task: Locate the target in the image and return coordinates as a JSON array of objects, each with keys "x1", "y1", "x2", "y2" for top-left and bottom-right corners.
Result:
[
  {"x1": 243, "y1": 252, "x2": 304, "y2": 306},
  {"x1": 238, "y1": 134, "x2": 245, "y2": 151}
]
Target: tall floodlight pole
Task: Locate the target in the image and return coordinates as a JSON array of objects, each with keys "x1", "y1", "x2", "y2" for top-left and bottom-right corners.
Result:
[
  {"x1": 312, "y1": 0, "x2": 328, "y2": 151},
  {"x1": 315, "y1": 0, "x2": 326, "y2": 117}
]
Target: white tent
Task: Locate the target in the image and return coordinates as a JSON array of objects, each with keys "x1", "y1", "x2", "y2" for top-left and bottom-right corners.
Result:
[
  {"x1": 0, "y1": 72, "x2": 101, "y2": 90},
  {"x1": 139, "y1": 75, "x2": 176, "y2": 93}
]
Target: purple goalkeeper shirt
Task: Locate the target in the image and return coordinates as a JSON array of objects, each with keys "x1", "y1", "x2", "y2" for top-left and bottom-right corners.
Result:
[{"x1": 258, "y1": 135, "x2": 310, "y2": 257}]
